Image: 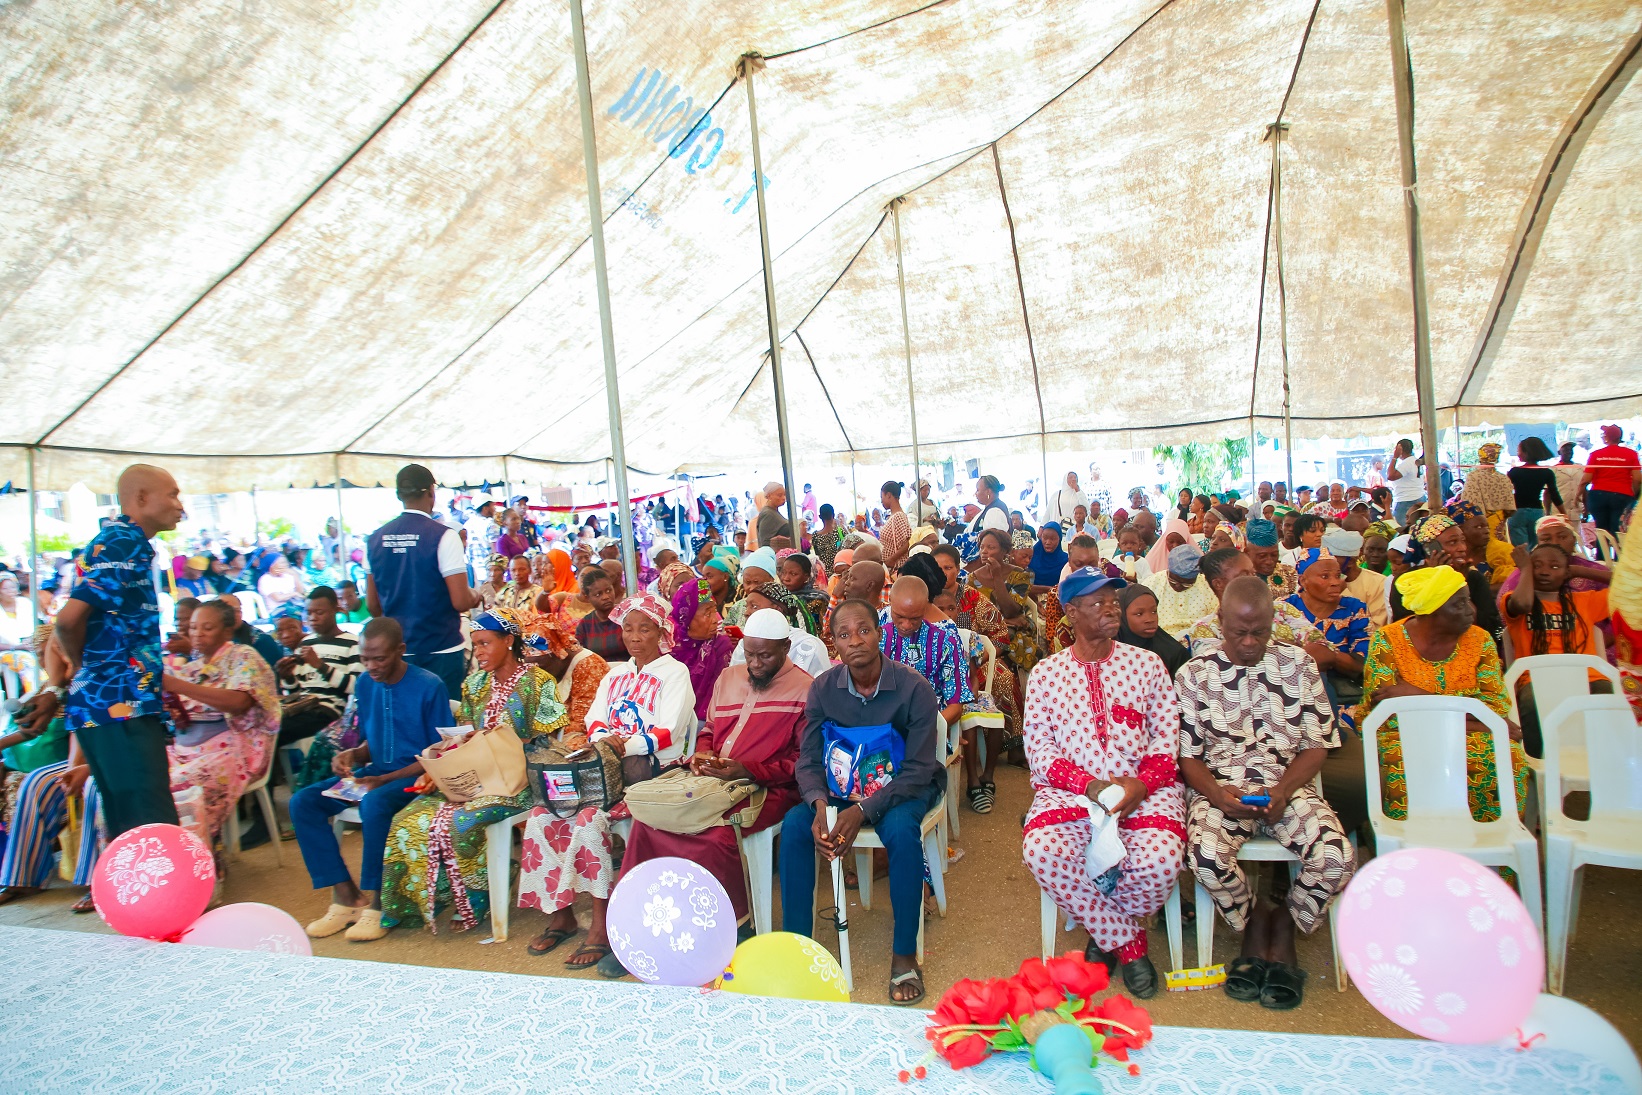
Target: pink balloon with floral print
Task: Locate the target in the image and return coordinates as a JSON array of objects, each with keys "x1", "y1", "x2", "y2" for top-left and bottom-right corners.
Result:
[
  {"x1": 91, "y1": 823, "x2": 216, "y2": 941},
  {"x1": 1337, "y1": 847, "x2": 1541, "y2": 1043}
]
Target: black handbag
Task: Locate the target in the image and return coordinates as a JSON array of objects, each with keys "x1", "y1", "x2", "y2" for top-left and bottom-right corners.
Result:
[{"x1": 528, "y1": 738, "x2": 624, "y2": 819}]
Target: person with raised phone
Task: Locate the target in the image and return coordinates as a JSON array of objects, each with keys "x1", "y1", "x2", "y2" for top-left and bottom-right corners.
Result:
[
  {"x1": 1176, "y1": 576, "x2": 1356, "y2": 1011},
  {"x1": 782, "y1": 598, "x2": 943, "y2": 1006},
  {"x1": 289, "y1": 617, "x2": 450, "y2": 943}
]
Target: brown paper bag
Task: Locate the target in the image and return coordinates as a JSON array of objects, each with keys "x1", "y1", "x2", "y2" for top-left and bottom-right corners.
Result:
[{"x1": 418, "y1": 724, "x2": 527, "y2": 803}]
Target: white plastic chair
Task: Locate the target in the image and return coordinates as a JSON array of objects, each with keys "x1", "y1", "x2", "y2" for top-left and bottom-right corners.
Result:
[
  {"x1": 1593, "y1": 528, "x2": 1619, "y2": 563},
  {"x1": 1541, "y1": 695, "x2": 1642, "y2": 996},
  {"x1": 734, "y1": 824, "x2": 776, "y2": 935},
  {"x1": 826, "y1": 797, "x2": 947, "y2": 991},
  {"x1": 233, "y1": 590, "x2": 270, "y2": 623},
  {"x1": 1506, "y1": 653, "x2": 1619, "y2": 820},
  {"x1": 1040, "y1": 880, "x2": 1183, "y2": 973},
  {"x1": 939, "y1": 715, "x2": 963, "y2": 840},
  {"x1": 225, "y1": 740, "x2": 283, "y2": 867},
  {"x1": 1361, "y1": 696, "x2": 1544, "y2": 944},
  {"x1": 1190, "y1": 777, "x2": 1350, "y2": 992}
]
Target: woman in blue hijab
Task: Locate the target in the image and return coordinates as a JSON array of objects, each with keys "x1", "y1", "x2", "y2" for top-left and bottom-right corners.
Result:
[{"x1": 1028, "y1": 521, "x2": 1070, "y2": 593}]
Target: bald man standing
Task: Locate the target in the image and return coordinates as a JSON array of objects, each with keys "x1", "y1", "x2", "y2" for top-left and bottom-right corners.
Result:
[{"x1": 20, "y1": 464, "x2": 186, "y2": 837}]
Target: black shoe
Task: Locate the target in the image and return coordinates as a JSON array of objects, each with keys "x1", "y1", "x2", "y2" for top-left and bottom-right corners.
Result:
[
  {"x1": 1083, "y1": 938, "x2": 1117, "y2": 973},
  {"x1": 1120, "y1": 955, "x2": 1159, "y2": 999}
]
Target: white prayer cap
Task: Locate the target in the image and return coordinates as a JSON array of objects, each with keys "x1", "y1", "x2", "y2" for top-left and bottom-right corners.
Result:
[{"x1": 743, "y1": 608, "x2": 792, "y2": 641}]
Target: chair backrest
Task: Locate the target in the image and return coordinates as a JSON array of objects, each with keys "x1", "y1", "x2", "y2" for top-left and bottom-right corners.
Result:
[
  {"x1": 1503, "y1": 654, "x2": 1620, "y2": 733},
  {"x1": 957, "y1": 627, "x2": 998, "y2": 694},
  {"x1": 1543, "y1": 695, "x2": 1642, "y2": 824},
  {"x1": 233, "y1": 590, "x2": 269, "y2": 622},
  {"x1": 1593, "y1": 528, "x2": 1619, "y2": 562},
  {"x1": 1361, "y1": 695, "x2": 1521, "y2": 828}
]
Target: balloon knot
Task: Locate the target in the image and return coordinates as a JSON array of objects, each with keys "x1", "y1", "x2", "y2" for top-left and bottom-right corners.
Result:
[{"x1": 1515, "y1": 1030, "x2": 1546, "y2": 1052}]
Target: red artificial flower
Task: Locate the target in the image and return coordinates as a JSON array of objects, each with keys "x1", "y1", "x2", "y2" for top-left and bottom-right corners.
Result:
[
  {"x1": 1010, "y1": 959, "x2": 1067, "y2": 1013},
  {"x1": 1044, "y1": 953, "x2": 1110, "y2": 1000},
  {"x1": 931, "y1": 977, "x2": 1011, "y2": 1030},
  {"x1": 1083, "y1": 994, "x2": 1154, "y2": 1059},
  {"x1": 943, "y1": 1034, "x2": 991, "y2": 1069}
]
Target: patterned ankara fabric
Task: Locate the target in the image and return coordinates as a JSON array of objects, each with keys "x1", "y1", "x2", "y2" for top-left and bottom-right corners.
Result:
[
  {"x1": 878, "y1": 614, "x2": 974, "y2": 709},
  {"x1": 168, "y1": 643, "x2": 280, "y2": 845},
  {"x1": 1176, "y1": 643, "x2": 1354, "y2": 934},
  {"x1": 65, "y1": 515, "x2": 165, "y2": 731},
  {"x1": 379, "y1": 664, "x2": 567, "y2": 932},
  {"x1": 1358, "y1": 621, "x2": 1528, "y2": 824},
  {"x1": 1021, "y1": 643, "x2": 1185, "y2": 954}
]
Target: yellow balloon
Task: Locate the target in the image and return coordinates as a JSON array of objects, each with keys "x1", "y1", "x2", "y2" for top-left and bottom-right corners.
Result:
[{"x1": 716, "y1": 931, "x2": 850, "y2": 1002}]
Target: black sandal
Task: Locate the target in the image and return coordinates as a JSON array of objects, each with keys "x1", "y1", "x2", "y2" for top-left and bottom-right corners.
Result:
[
  {"x1": 888, "y1": 967, "x2": 924, "y2": 1006},
  {"x1": 967, "y1": 784, "x2": 995, "y2": 814},
  {"x1": 527, "y1": 927, "x2": 575, "y2": 956},
  {"x1": 564, "y1": 942, "x2": 612, "y2": 970},
  {"x1": 1259, "y1": 962, "x2": 1306, "y2": 1010},
  {"x1": 1225, "y1": 956, "x2": 1268, "y2": 1002}
]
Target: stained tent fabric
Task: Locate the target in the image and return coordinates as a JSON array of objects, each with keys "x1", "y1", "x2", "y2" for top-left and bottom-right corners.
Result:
[{"x1": 2, "y1": 0, "x2": 1639, "y2": 491}]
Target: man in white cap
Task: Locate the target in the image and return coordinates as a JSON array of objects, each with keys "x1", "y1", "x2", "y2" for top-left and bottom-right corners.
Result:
[
  {"x1": 617, "y1": 607, "x2": 813, "y2": 944},
  {"x1": 1321, "y1": 527, "x2": 1386, "y2": 628},
  {"x1": 756, "y1": 482, "x2": 793, "y2": 550}
]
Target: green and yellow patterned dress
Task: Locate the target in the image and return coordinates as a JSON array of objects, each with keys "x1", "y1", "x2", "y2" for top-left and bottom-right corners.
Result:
[{"x1": 380, "y1": 664, "x2": 567, "y2": 932}]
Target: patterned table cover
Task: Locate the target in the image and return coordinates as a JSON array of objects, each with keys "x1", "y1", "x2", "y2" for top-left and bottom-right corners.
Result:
[{"x1": 0, "y1": 926, "x2": 1623, "y2": 1094}]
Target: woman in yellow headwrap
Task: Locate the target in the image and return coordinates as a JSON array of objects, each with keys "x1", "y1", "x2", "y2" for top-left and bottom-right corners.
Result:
[{"x1": 1359, "y1": 566, "x2": 1528, "y2": 826}]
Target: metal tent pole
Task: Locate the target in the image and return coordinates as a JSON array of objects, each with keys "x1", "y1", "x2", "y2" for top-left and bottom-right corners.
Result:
[
  {"x1": 889, "y1": 198, "x2": 922, "y2": 497},
  {"x1": 1248, "y1": 416, "x2": 1259, "y2": 494},
  {"x1": 1267, "y1": 121, "x2": 1295, "y2": 492},
  {"x1": 741, "y1": 55, "x2": 801, "y2": 540},
  {"x1": 1387, "y1": 0, "x2": 1443, "y2": 508},
  {"x1": 333, "y1": 454, "x2": 347, "y2": 565},
  {"x1": 27, "y1": 449, "x2": 39, "y2": 599},
  {"x1": 250, "y1": 486, "x2": 261, "y2": 543},
  {"x1": 570, "y1": 0, "x2": 637, "y2": 592}
]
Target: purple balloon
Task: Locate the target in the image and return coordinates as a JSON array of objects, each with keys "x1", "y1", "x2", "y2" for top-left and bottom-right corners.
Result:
[
  {"x1": 606, "y1": 856, "x2": 736, "y2": 986},
  {"x1": 178, "y1": 901, "x2": 312, "y2": 957}
]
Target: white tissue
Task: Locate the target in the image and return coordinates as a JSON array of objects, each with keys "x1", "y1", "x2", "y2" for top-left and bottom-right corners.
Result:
[{"x1": 1074, "y1": 784, "x2": 1129, "y2": 882}]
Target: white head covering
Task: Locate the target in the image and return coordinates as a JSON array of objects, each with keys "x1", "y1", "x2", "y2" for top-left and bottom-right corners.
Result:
[
  {"x1": 731, "y1": 629, "x2": 830, "y2": 679},
  {"x1": 743, "y1": 607, "x2": 792, "y2": 641}
]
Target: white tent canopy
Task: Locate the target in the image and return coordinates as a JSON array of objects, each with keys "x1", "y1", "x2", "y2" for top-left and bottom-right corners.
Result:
[{"x1": 4, "y1": 0, "x2": 1639, "y2": 491}]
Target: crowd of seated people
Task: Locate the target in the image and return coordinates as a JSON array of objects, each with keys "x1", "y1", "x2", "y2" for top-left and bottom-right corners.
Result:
[{"x1": 1, "y1": 437, "x2": 1636, "y2": 1012}]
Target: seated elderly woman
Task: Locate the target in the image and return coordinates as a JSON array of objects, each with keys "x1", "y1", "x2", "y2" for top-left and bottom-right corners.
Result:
[
  {"x1": 670, "y1": 577, "x2": 736, "y2": 728},
  {"x1": 524, "y1": 609, "x2": 612, "y2": 734},
  {"x1": 618, "y1": 608, "x2": 810, "y2": 952},
  {"x1": 517, "y1": 593, "x2": 696, "y2": 971},
  {"x1": 161, "y1": 598, "x2": 281, "y2": 857},
  {"x1": 777, "y1": 551, "x2": 830, "y2": 627},
  {"x1": 725, "y1": 547, "x2": 778, "y2": 627},
  {"x1": 377, "y1": 608, "x2": 568, "y2": 935},
  {"x1": 257, "y1": 553, "x2": 305, "y2": 611},
  {"x1": 1285, "y1": 548, "x2": 1374, "y2": 729},
  {"x1": 1022, "y1": 567, "x2": 1185, "y2": 999},
  {"x1": 1359, "y1": 567, "x2": 1528, "y2": 826}
]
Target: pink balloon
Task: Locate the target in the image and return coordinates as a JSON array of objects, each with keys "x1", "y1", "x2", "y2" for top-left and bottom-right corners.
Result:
[
  {"x1": 1337, "y1": 847, "x2": 1542, "y2": 1043},
  {"x1": 91, "y1": 823, "x2": 215, "y2": 941},
  {"x1": 179, "y1": 902, "x2": 311, "y2": 956},
  {"x1": 605, "y1": 856, "x2": 737, "y2": 986}
]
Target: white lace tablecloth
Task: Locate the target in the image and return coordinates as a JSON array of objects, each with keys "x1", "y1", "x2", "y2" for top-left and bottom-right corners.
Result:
[{"x1": 0, "y1": 926, "x2": 1623, "y2": 1094}]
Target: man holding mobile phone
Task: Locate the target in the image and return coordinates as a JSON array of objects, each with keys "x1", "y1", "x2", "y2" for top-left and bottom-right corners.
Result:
[
  {"x1": 288, "y1": 617, "x2": 449, "y2": 943},
  {"x1": 1176, "y1": 577, "x2": 1356, "y2": 1011}
]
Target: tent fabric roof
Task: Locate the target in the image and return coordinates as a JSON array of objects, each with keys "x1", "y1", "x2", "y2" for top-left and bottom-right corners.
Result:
[{"x1": 4, "y1": 0, "x2": 1640, "y2": 491}]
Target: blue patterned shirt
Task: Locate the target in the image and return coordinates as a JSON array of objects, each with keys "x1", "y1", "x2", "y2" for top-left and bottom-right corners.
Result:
[
  {"x1": 1284, "y1": 594, "x2": 1374, "y2": 661},
  {"x1": 877, "y1": 614, "x2": 974, "y2": 709},
  {"x1": 65, "y1": 516, "x2": 165, "y2": 731}
]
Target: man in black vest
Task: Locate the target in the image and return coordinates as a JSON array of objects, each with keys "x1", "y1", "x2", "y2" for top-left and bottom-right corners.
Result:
[{"x1": 364, "y1": 464, "x2": 475, "y2": 699}]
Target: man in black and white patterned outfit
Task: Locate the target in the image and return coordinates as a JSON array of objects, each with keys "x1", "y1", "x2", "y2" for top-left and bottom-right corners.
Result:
[{"x1": 1175, "y1": 576, "x2": 1356, "y2": 1009}]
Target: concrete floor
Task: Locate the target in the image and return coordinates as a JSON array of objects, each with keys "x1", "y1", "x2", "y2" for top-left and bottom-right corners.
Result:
[{"x1": 3, "y1": 763, "x2": 1638, "y2": 1048}]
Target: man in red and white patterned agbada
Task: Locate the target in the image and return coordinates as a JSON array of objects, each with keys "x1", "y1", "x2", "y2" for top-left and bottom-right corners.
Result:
[{"x1": 1022, "y1": 567, "x2": 1184, "y2": 998}]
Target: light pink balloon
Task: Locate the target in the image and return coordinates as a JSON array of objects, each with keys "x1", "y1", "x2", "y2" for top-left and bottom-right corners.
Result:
[
  {"x1": 178, "y1": 902, "x2": 312, "y2": 957},
  {"x1": 1337, "y1": 847, "x2": 1541, "y2": 1043},
  {"x1": 91, "y1": 823, "x2": 215, "y2": 941}
]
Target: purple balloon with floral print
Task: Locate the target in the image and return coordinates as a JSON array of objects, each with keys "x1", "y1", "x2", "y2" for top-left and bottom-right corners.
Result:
[{"x1": 606, "y1": 856, "x2": 735, "y2": 986}]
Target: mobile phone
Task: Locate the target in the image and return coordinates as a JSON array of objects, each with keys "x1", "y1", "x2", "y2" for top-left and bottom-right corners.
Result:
[{"x1": 1239, "y1": 794, "x2": 1271, "y2": 806}]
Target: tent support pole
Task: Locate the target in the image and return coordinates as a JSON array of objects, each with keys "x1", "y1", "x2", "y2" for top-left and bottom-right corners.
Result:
[
  {"x1": 1387, "y1": 0, "x2": 1443, "y2": 509},
  {"x1": 27, "y1": 448, "x2": 39, "y2": 599},
  {"x1": 849, "y1": 456, "x2": 859, "y2": 523},
  {"x1": 741, "y1": 55, "x2": 801, "y2": 540},
  {"x1": 889, "y1": 198, "x2": 921, "y2": 497},
  {"x1": 1267, "y1": 121, "x2": 1295, "y2": 492},
  {"x1": 333, "y1": 454, "x2": 346, "y2": 563},
  {"x1": 570, "y1": 0, "x2": 636, "y2": 592},
  {"x1": 250, "y1": 487, "x2": 260, "y2": 541},
  {"x1": 1452, "y1": 406, "x2": 1463, "y2": 470},
  {"x1": 1249, "y1": 416, "x2": 1258, "y2": 494}
]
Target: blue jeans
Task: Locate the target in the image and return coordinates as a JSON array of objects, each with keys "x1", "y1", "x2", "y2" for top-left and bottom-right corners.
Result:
[
  {"x1": 1393, "y1": 499, "x2": 1420, "y2": 526},
  {"x1": 1506, "y1": 506, "x2": 1543, "y2": 546},
  {"x1": 290, "y1": 775, "x2": 418, "y2": 892},
  {"x1": 1586, "y1": 489, "x2": 1634, "y2": 535},
  {"x1": 780, "y1": 788, "x2": 938, "y2": 957},
  {"x1": 407, "y1": 650, "x2": 466, "y2": 702}
]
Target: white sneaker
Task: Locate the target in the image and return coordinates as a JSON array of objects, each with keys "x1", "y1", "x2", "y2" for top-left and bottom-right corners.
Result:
[
  {"x1": 344, "y1": 908, "x2": 390, "y2": 942},
  {"x1": 305, "y1": 903, "x2": 364, "y2": 938}
]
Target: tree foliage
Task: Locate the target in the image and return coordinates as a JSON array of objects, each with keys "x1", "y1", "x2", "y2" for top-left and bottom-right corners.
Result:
[{"x1": 1151, "y1": 438, "x2": 1251, "y2": 496}]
